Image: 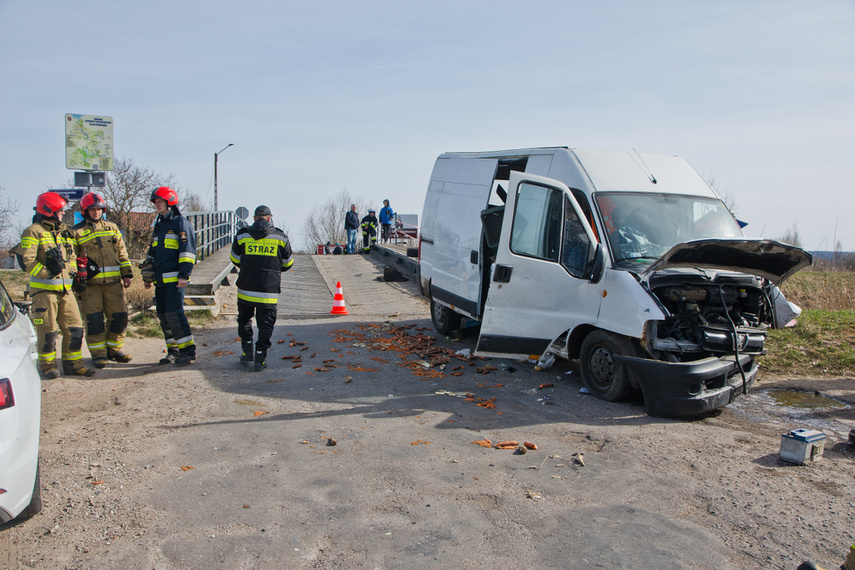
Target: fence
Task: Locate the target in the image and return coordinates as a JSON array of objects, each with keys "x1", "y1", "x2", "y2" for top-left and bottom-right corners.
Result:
[{"x1": 184, "y1": 210, "x2": 247, "y2": 262}]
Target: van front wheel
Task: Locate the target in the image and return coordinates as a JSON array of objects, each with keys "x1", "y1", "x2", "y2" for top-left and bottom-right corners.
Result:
[
  {"x1": 431, "y1": 300, "x2": 461, "y2": 335},
  {"x1": 580, "y1": 331, "x2": 636, "y2": 402}
]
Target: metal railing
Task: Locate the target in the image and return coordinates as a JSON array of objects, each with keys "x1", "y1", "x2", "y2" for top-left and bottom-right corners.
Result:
[{"x1": 184, "y1": 210, "x2": 247, "y2": 262}]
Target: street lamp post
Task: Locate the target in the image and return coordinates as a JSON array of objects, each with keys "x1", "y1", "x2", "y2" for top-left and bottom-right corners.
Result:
[{"x1": 213, "y1": 143, "x2": 234, "y2": 211}]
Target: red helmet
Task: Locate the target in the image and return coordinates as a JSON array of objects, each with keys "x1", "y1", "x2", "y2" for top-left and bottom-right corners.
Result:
[
  {"x1": 35, "y1": 192, "x2": 68, "y2": 217},
  {"x1": 150, "y1": 186, "x2": 178, "y2": 206},
  {"x1": 80, "y1": 192, "x2": 107, "y2": 211}
]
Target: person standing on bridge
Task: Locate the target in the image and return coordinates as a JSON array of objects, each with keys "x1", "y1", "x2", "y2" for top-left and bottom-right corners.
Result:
[
  {"x1": 143, "y1": 186, "x2": 197, "y2": 366},
  {"x1": 360, "y1": 208, "x2": 378, "y2": 253},
  {"x1": 344, "y1": 204, "x2": 359, "y2": 254},
  {"x1": 379, "y1": 199, "x2": 395, "y2": 244},
  {"x1": 71, "y1": 192, "x2": 134, "y2": 369},
  {"x1": 230, "y1": 205, "x2": 293, "y2": 371}
]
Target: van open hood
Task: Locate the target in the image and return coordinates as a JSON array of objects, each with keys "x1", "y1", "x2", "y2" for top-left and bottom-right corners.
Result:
[{"x1": 641, "y1": 239, "x2": 812, "y2": 284}]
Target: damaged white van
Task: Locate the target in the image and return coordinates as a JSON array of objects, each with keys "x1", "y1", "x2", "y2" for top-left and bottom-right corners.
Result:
[{"x1": 418, "y1": 147, "x2": 811, "y2": 417}]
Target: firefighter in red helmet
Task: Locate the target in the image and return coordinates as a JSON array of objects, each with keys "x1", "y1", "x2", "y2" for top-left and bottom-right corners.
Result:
[
  {"x1": 18, "y1": 192, "x2": 95, "y2": 378},
  {"x1": 143, "y1": 186, "x2": 197, "y2": 365},
  {"x1": 71, "y1": 192, "x2": 134, "y2": 368}
]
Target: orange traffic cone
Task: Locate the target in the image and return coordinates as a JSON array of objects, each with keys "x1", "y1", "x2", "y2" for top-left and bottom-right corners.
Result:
[{"x1": 330, "y1": 281, "x2": 348, "y2": 315}]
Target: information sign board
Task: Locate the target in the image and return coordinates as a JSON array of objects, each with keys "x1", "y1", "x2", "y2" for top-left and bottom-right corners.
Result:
[{"x1": 65, "y1": 114, "x2": 114, "y2": 171}]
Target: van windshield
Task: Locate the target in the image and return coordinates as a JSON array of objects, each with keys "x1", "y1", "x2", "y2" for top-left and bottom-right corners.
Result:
[{"x1": 595, "y1": 193, "x2": 743, "y2": 264}]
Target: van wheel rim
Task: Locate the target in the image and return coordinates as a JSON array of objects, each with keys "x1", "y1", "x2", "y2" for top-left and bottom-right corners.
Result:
[{"x1": 589, "y1": 347, "x2": 615, "y2": 387}]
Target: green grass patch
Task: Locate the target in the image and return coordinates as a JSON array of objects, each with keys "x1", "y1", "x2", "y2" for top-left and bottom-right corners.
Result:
[{"x1": 761, "y1": 309, "x2": 855, "y2": 377}]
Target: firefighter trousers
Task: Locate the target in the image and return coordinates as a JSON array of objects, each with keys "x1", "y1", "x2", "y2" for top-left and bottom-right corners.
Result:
[
  {"x1": 30, "y1": 290, "x2": 85, "y2": 373},
  {"x1": 155, "y1": 283, "x2": 195, "y2": 357},
  {"x1": 237, "y1": 300, "x2": 277, "y2": 352},
  {"x1": 78, "y1": 282, "x2": 128, "y2": 359}
]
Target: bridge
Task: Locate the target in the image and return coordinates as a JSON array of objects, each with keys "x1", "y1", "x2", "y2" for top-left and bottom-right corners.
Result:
[{"x1": 183, "y1": 210, "x2": 419, "y2": 313}]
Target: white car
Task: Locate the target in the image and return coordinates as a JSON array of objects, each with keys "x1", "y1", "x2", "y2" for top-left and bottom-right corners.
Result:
[{"x1": 0, "y1": 278, "x2": 42, "y2": 524}]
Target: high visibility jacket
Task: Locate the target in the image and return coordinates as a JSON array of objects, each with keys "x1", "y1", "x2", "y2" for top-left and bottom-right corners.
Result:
[
  {"x1": 230, "y1": 220, "x2": 293, "y2": 305},
  {"x1": 71, "y1": 218, "x2": 133, "y2": 284},
  {"x1": 19, "y1": 217, "x2": 76, "y2": 294},
  {"x1": 361, "y1": 214, "x2": 378, "y2": 234},
  {"x1": 147, "y1": 211, "x2": 196, "y2": 286}
]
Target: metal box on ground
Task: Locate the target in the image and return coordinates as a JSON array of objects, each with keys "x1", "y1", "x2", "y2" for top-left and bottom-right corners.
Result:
[{"x1": 780, "y1": 429, "x2": 827, "y2": 465}]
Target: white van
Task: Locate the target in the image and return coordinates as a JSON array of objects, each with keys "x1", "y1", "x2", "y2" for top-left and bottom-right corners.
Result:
[{"x1": 418, "y1": 147, "x2": 811, "y2": 416}]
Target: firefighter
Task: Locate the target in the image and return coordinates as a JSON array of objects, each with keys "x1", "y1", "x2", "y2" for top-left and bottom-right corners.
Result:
[
  {"x1": 229, "y1": 205, "x2": 293, "y2": 371},
  {"x1": 19, "y1": 192, "x2": 94, "y2": 378},
  {"x1": 71, "y1": 192, "x2": 134, "y2": 368},
  {"x1": 360, "y1": 208, "x2": 378, "y2": 253},
  {"x1": 143, "y1": 186, "x2": 197, "y2": 366}
]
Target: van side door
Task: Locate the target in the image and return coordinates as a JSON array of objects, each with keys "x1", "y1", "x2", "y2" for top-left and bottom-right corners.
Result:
[{"x1": 475, "y1": 172, "x2": 603, "y2": 360}]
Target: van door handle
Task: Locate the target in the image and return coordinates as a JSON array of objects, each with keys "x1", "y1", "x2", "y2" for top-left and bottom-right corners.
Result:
[{"x1": 493, "y1": 264, "x2": 512, "y2": 283}]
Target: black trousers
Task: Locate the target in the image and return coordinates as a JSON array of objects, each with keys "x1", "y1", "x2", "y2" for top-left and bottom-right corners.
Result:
[
  {"x1": 155, "y1": 284, "x2": 195, "y2": 356},
  {"x1": 237, "y1": 301, "x2": 278, "y2": 351}
]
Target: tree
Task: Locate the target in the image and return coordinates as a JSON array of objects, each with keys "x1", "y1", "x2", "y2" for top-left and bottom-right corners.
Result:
[
  {"x1": 73, "y1": 158, "x2": 204, "y2": 257},
  {"x1": 0, "y1": 189, "x2": 21, "y2": 250},
  {"x1": 301, "y1": 189, "x2": 369, "y2": 252},
  {"x1": 706, "y1": 173, "x2": 738, "y2": 215},
  {"x1": 778, "y1": 224, "x2": 802, "y2": 248}
]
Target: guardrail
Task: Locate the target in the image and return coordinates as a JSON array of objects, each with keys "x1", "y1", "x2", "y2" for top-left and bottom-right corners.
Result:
[{"x1": 183, "y1": 210, "x2": 247, "y2": 262}]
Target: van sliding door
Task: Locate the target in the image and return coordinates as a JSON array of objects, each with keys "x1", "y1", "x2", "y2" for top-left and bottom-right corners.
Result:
[{"x1": 475, "y1": 172, "x2": 604, "y2": 360}]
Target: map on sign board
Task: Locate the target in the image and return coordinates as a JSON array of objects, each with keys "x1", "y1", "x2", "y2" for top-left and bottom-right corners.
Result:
[{"x1": 65, "y1": 114, "x2": 114, "y2": 171}]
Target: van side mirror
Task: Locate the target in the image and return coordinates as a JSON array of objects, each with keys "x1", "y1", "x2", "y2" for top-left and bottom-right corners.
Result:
[{"x1": 588, "y1": 243, "x2": 606, "y2": 283}]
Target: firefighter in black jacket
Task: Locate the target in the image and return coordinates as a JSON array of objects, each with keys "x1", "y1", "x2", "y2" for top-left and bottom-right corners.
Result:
[
  {"x1": 229, "y1": 205, "x2": 294, "y2": 371},
  {"x1": 360, "y1": 208, "x2": 378, "y2": 253},
  {"x1": 143, "y1": 187, "x2": 197, "y2": 366}
]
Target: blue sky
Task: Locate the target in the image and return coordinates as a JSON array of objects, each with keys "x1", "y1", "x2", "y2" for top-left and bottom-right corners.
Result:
[{"x1": 1, "y1": 1, "x2": 853, "y2": 251}]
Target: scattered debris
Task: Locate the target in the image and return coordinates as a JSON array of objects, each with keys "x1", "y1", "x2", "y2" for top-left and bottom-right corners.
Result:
[
  {"x1": 410, "y1": 440, "x2": 431, "y2": 445},
  {"x1": 572, "y1": 453, "x2": 585, "y2": 467},
  {"x1": 253, "y1": 411, "x2": 269, "y2": 416},
  {"x1": 495, "y1": 440, "x2": 519, "y2": 449},
  {"x1": 180, "y1": 466, "x2": 194, "y2": 471},
  {"x1": 523, "y1": 441, "x2": 538, "y2": 450},
  {"x1": 471, "y1": 439, "x2": 492, "y2": 448},
  {"x1": 516, "y1": 445, "x2": 527, "y2": 454},
  {"x1": 539, "y1": 383, "x2": 554, "y2": 389},
  {"x1": 327, "y1": 437, "x2": 337, "y2": 446}
]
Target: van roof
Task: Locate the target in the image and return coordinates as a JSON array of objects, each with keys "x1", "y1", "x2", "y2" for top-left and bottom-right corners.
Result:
[{"x1": 439, "y1": 147, "x2": 717, "y2": 198}]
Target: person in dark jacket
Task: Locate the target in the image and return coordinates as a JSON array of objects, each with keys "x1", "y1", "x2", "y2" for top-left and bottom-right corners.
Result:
[
  {"x1": 230, "y1": 205, "x2": 294, "y2": 371},
  {"x1": 344, "y1": 204, "x2": 359, "y2": 254},
  {"x1": 360, "y1": 209, "x2": 378, "y2": 253},
  {"x1": 144, "y1": 186, "x2": 197, "y2": 366}
]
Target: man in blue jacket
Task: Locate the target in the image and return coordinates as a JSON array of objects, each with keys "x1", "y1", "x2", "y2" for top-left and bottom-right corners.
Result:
[
  {"x1": 230, "y1": 205, "x2": 294, "y2": 371},
  {"x1": 144, "y1": 186, "x2": 197, "y2": 366}
]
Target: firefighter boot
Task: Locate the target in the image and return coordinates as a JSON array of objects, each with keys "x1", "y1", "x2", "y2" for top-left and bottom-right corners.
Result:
[
  {"x1": 240, "y1": 341, "x2": 254, "y2": 366},
  {"x1": 159, "y1": 348, "x2": 180, "y2": 365},
  {"x1": 92, "y1": 355, "x2": 108, "y2": 369},
  {"x1": 63, "y1": 360, "x2": 96, "y2": 377},
  {"x1": 108, "y1": 349, "x2": 132, "y2": 363},
  {"x1": 254, "y1": 349, "x2": 267, "y2": 372},
  {"x1": 174, "y1": 349, "x2": 196, "y2": 367},
  {"x1": 40, "y1": 366, "x2": 60, "y2": 380}
]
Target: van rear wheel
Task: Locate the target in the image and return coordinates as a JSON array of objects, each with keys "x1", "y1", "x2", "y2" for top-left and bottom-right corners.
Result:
[
  {"x1": 430, "y1": 300, "x2": 461, "y2": 335},
  {"x1": 580, "y1": 331, "x2": 637, "y2": 402}
]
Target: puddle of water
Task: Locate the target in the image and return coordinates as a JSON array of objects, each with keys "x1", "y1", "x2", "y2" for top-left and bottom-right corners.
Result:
[{"x1": 767, "y1": 389, "x2": 846, "y2": 409}]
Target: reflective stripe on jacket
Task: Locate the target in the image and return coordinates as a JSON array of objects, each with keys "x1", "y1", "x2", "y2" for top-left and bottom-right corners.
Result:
[
  {"x1": 230, "y1": 220, "x2": 293, "y2": 305},
  {"x1": 20, "y1": 218, "x2": 76, "y2": 295},
  {"x1": 72, "y1": 218, "x2": 133, "y2": 284},
  {"x1": 147, "y1": 211, "x2": 196, "y2": 286}
]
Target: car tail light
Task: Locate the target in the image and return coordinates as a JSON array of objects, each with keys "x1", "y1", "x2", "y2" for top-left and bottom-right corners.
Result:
[{"x1": 0, "y1": 378, "x2": 13, "y2": 410}]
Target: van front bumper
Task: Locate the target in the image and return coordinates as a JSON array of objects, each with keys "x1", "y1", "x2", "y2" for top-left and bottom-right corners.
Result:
[{"x1": 615, "y1": 353, "x2": 757, "y2": 417}]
